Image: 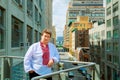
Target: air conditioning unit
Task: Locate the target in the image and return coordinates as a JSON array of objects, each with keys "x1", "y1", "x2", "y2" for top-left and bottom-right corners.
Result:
[{"x1": 19, "y1": 42, "x2": 24, "y2": 47}]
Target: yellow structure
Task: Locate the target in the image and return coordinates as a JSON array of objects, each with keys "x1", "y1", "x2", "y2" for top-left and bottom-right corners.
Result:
[{"x1": 69, "y1": 16, "x2": 92, "y2": 55}]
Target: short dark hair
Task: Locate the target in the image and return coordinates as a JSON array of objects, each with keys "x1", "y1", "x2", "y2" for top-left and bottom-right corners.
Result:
[{"x1": 41, "y1": 28, "x2": 52, "y2": 37}]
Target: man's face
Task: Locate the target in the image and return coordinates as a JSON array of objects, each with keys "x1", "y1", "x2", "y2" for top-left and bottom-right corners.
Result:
[{"x1": 41, "y1": 33, "x2": 51, "y2": 44}]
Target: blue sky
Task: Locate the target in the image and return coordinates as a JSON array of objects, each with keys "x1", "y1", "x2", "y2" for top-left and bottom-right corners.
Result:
[{"x1": 53, "y1": 0, "x2": 70, "y2": 37}]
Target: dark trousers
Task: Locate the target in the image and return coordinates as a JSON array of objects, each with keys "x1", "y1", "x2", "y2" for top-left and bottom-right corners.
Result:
[{"x1": 29, "y1": 72, "x2": 52, "y2": 80}]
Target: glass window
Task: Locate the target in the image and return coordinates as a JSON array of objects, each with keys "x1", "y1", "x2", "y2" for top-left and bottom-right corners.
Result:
[
  {"x1": 113, "y1": 2, "x2": 118, "y2": 13},
  {"x1": 106, "y1": 0, "x2": 111, "y2": 4},
  {"x1": 27, "y1": 0, "x2": 33, "y2": 17},
  {"x1": 38, "y1": 13, "x2": 41, "y2": 25},
  {"x1": 34, "y1": 30, "x2": 38, "y2": 42},
  {"x1": 0, "y1": 8, "x2": 4, "y2": 25},
  {"x1": 36, "y1": 0, "x2": 39, "y2": 5},
  {"x1": 113, "y1": 29, "x2": 119, "y2": 38},
  {"x1": 113, "y1": 56, "x2": 119, "y2": 64},
  {"x1": 94, "y1": 32, "x2": 100, "y2": 40},
  {"x1": 113, "y1": 42, "x2": 118, "y2": 54},
  {"x1": 11, "y1": 17, "x2": 23, "y2": 47},
  {"x1": 107, "y1": 54, "x2": 112, "y2": 62},
  {"x1": 107, "y1": 31, "x2": 111, "y2": 39},
  {"x1": 107, "y1": 19, "x2": 111, "y2": 27},
  {"x1": 39, "y1": 0, "x2": 42, "y2": 10},
  {"x1": 0, "y1": 8, "x2": 4, "y2": 49},
  {"x1": 39, "y1": 32, "x2": 41, "y2": 40},
  {"x1": 107, "y1": 7, "x2": 111, "y2": 16},
  {"x1": 14, "y1": 0, "x2": 23, "y2": 7},
  {"x1": 0, "y1": 29, "x2": 4, "y2": 49},
  {"x1": 27, "y1": 26, "x2": 32, "y2": 45},
  {"x1": 113, "y1": 16, "x2": 119, "y2": 26},
  {"x1": 35, "y1": 6, "x2": 38, "y2": 22},
  {"x1": 106, "y1": 42, "x2": 112, "y2": 52}
]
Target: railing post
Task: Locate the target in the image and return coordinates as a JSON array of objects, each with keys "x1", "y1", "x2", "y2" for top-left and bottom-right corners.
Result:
[
  {"x1": 0, "y1": 57, "x2": 13, "y2": 80},
  {"x1": 93, "y1": 64, "x2": 100, "y2": 80},
  {"x1": 1, "y1": 57, "x2": 5, "y2": 80},
  {"x1": 9, "y1": 57, "x2": 13, "y2": 80},
  {"x1": 93, "y1": 66, "x2": 95, "y2": 80}
]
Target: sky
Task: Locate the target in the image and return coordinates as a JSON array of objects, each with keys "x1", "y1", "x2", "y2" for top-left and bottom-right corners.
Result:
[{"x1": 53, "y1": 0, "x2": 70, "y2": 37}]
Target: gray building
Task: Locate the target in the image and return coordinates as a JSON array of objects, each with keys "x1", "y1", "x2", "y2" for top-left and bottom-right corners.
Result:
[
  {"x1": 0, "y1": 0, "x2": 53, "y2": 79},
  {"x1": 104, "y1": 0, "x2": 120, "y2": 80},
  {"x1": 66, "y1": 0, "x2": 105, "y2": 25},
  {"x1": 0, "y1": 0, "x2": 52, "y2": 56}
]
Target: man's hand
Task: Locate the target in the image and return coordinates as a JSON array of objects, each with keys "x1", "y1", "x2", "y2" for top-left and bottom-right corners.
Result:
[{"x1": 47, "y1": 59, "x2": 54, "y2": 67}]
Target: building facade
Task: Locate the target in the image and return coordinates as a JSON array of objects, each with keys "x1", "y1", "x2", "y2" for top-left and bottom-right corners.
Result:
[
  {"x1": 67, "y1": 0, "x2": 105, "y2": 25},
  {"x1": 104, "y1": 0, "x2": 120, "y2": 80},
  {"x1": 0, "y1": 0, "x2": 53, "y2": 79},
  {"x1": 64, "y1": 0, "x2": 105, "y2": 52},
  {"x1": 0, "y1": 0, "x2": 53, "y2": 56},
  {"x1": 63, "y1": 25, "x2": 69, "y2": 51},
  {"x1": 89, "y1": 22, "x2": 106, "y2": 79},
  {"x1": 69, "y1": 16, "x2": 92, "y2": 54}
]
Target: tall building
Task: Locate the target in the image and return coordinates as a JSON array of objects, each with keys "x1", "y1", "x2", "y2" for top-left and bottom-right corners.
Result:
[
  {"x1": 104, "y1": 0, "x2": 120, "y2": 80},
  {"x1": 63, "y1": 25, "x2": 69, "y2": 51},
  {"x1": 66, "y1": 0, "x2": 105, "y2": 25},
  {"x1": 0, "y1": 0, "x2": 53, "y2": 79},
  {"x1": 64, "y1": 0, "x2": 105, "y2": 51},
  {"x1": 69, "y1": 16, "x2": 92, "y2": 54}
]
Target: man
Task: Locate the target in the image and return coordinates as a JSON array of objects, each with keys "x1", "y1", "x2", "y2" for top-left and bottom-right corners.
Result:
[{"x1": 24, "y1": 28, "x2": 60, "y2": 80}]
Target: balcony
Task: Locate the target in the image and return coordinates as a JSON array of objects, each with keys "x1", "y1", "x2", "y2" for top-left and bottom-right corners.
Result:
[{"x1": 0, "y1": 56, "x2": 100, "y2": 80}]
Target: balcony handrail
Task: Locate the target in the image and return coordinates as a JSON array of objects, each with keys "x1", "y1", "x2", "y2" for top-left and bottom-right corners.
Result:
[
  {"x1": 31, "y1": 60, "x2": 96, "y2": 80},
  {"x1": 0, "y1": 56, "x2": 24, "y2": 59},
  {"x1": 0, "y1": 56, "x2": 98, "y2": 80}
]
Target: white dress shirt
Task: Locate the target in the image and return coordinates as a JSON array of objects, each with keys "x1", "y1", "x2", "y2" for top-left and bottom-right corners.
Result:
[{"x1": 24, "y1": 42, "x2": 60, "y2": 75}]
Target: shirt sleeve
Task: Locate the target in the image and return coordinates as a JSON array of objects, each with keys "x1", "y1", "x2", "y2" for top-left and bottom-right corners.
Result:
[
  {"x1": 24, "y1": 45, "x2": 34, "y2": 73},
  {"x1": 51, "y1": 45, "x2": 60, "y2": 63}
]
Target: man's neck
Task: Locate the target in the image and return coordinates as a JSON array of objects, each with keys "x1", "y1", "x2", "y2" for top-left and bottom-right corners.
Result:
[{"x1": 40, "y1": 41, "x2": 48, "y2": 46}]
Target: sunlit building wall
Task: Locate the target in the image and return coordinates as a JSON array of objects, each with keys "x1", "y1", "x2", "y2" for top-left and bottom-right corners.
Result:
[
  {"x1": 69, "y1": 16, "x2": 92, "y2": 54},
  {"x1": 63, "y1": 25, "x2": 69, "y2": 50}
]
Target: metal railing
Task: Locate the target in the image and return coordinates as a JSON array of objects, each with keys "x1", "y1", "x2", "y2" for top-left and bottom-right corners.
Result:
[
  {"x1": 0, "y1": 56, "x2": 100, "y2": 80},
  {"x1": 31, "y1": 60, "x2": 99, "y2": 80},
  {"x1": 0, "y1": 56, "x2": 28, "y2": 80}
]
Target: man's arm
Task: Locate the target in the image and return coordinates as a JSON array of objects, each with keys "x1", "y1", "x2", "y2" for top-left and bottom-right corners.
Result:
[{"x1": 24, "y1": 45, "x2": 34, "y2": 73}]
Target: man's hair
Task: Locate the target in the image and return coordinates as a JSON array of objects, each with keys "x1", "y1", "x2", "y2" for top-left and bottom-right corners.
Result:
[{"x1": 41, "y1": 28, "x2": 52, "y2": 37}]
